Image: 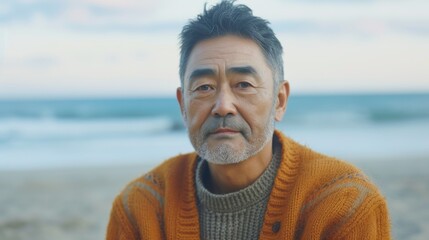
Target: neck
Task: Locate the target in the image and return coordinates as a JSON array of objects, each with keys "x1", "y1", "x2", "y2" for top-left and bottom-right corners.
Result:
[{"x1": 206, "y1": 139, "x2": 273, "y2": 194}]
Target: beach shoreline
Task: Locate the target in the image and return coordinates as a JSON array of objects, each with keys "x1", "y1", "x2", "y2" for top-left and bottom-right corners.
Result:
[{"x1": 0, "y1": 158, "x2": 428, "y2": 240}]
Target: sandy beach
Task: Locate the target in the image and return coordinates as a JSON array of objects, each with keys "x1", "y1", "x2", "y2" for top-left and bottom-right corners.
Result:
[{"x1": 0, "y1": 158, "x2": 428, "y2": 240}]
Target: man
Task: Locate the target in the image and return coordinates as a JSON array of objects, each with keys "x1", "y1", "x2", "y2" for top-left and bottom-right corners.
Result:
[{"x1": 107, "y1": 1, "x2": 391, "y2": 239}]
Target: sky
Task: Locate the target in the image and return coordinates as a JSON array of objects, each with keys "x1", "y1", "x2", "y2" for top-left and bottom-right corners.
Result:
[{"x1": 0, "y1": 0, "x2": 428, "y2": 99}]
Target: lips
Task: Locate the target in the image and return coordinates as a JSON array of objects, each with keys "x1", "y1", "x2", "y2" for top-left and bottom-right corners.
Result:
[{"x1": 212, "y1": 128, "x2": 239, "y2": 134}]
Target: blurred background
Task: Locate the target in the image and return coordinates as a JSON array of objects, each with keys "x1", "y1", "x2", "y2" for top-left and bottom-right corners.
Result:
[{"x1": 0, "y1": 0, "x2": 428, "y2": 239}]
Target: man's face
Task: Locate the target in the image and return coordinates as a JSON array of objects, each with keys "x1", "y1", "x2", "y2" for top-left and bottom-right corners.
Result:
[{"x1": 177, "y1": 35, "x2": 285, "y2": 165}]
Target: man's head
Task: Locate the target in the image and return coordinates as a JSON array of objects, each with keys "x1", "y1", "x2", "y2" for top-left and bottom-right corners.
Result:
[
  {"x1": 179, "y1": 0, "x2": 284, "y2": 91},
  {"x1": 177, "y1": 1, "x2": 289, "y2": 165}
]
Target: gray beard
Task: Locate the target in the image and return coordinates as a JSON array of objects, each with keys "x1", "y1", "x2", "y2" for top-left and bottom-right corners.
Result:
[
  {"x1": 197, "y1": 119, "x2": 275, "y2": 165},
  {"x1": 188, "y1": 100, "x2": 276, "y2": 165}
]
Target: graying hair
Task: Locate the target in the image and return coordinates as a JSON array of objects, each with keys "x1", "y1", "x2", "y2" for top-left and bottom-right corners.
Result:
[{"x1": 179, "y1": 0, "x2": 284, "y2": 91}]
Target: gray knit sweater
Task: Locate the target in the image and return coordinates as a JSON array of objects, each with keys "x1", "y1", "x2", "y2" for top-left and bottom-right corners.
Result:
[{"x1": 195, "y1": 142, "x2": 282, "y2": 240}]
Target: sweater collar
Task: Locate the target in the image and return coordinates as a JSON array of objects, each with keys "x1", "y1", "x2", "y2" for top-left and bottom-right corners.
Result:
[
  {"x1": 195, "y1": 135, "x2": 282, "y2": 213},
  {"x1": 176, "y1": 130, "x2": 301, "y2": 239}
]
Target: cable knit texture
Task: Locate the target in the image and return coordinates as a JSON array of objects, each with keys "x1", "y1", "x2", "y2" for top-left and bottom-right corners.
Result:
[{"x1": 106, "y1": 130, "x2": 391, "y2": 240}]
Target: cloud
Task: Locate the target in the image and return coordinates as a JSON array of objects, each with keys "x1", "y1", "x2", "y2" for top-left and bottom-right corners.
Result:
[
  {"x1": 272, "y1": 19, "x2": 429, "y2": 37},
  {"x1": 1, "y1": 0, "x2": 428, "y2": 36},
  {"x1": 392, "y1": 21, "x2": 429, "y2": 36},
  {"x1": 1, "y1": 0, "x2": 428, "y2": 98},
  {"x1": 0, "y1": 54, "x2": 58, "y2": 69},
  {"x1": 21, "y1": 55, "x2": 58, "y2": 67},
  {"x1": 0, "y1": 4, "x2": 11, "y2": 15},
  {"x1": 0, "y1": 0, "x2": 64, "y2": 23}
]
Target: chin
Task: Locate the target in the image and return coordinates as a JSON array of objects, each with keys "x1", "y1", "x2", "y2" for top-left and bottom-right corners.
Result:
[{"x1": 199, "y1": 142, "x2": 248, "y2": 165}]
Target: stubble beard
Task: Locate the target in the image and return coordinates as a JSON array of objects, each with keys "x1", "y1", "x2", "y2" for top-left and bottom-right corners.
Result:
[{"x1": 188, "y1": 108, "x2": 276, "y2": 165}]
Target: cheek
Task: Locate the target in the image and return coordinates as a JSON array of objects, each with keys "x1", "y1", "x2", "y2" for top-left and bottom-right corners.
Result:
[
  {"x1": 238, "y1": 96, "x2": 274, "y2": 131},
  {"x1": 186, "y1": 100, "x2": 212, "y2": 130}
]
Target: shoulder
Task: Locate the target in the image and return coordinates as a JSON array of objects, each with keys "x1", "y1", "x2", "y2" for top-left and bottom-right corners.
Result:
[
  {"x1": 113, "y1": 152, "x2": 198, "y2": 222},
  {"x1": 294, "y1": 140, "x2": 381, "y2": 200},
  {"x1": 275, "y1": 130, "x2": 374, "y2": 188},
  {"x1": 107, "y1": 152, "x2": 198, "y2": 238},
  {"x1": 119, "y1": 152, "x2": 198, "y2": 204},
  {"x1": 299, "y1": 156, "x2": 389, "y2": 238},
  {"x1": 276, "y1": 132, "x2": 389, "y2": 238},
  {"x1": 281, "y1": 132, "x2": 385, "y2": 205}
]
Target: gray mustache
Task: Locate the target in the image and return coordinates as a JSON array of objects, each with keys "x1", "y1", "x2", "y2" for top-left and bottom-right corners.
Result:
[{"x1": 200, "y1": 115, "x2": 251, "y2": 139}]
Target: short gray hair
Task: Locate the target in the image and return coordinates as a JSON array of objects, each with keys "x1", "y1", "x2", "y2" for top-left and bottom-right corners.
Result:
[{"x1": 179, "y1": 0, "x2": 284, "y2": 90}]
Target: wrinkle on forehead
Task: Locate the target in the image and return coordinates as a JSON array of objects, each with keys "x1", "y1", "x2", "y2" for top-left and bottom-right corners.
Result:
[{"x1": 184, "y1": 35, "x2": 272, "y2": 84}]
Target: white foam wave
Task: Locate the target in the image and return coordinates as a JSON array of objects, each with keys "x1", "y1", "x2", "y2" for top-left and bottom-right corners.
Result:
[{"x1": 0, "y1": 117, "x2": 174, "y2": 143}]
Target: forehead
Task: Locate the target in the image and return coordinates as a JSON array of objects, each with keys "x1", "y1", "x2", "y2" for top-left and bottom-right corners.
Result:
[{"x1": 184, "y1": 35, "x2": 271, "y2": 79}]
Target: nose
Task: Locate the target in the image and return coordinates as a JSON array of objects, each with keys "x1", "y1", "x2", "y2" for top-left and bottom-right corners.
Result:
[{"x1": 211, "y1": 88, "x2": 237, "y2": 117}]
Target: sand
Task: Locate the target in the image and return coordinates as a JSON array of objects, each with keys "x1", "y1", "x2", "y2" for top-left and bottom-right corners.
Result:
[
  {"x1": 0, "y1": 158, "x2": 428, "y2": 240},
  {"x1": 355, "y1": 158, "x2": 429, "y2": 240}
]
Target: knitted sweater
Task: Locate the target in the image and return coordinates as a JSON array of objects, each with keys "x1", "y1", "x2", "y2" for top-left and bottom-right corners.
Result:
[
  {"x1": 106, "y1": 130, "x2": 391, "y2": 240},
  {"x1": 195, "y1": 136, "x2": 282, "y2": 240}
]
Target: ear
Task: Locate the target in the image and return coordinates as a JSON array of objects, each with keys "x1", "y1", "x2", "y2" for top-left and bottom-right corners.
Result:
[
  {"x1": 176, "y1": 87, "x2": 186, "y2": 121},
  {"x1": 274, "y1": 80, "x2": 290, "y2": 122}
]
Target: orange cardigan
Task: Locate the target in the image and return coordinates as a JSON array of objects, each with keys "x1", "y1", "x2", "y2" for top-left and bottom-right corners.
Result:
[{"x1": 107, "y1": 131, "x2": 390, "y2": 239}]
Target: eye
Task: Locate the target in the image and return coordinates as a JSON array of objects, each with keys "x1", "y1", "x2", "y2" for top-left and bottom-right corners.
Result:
[
  {"x1": 237, "y1": 82, "x2": 252, "y2": 89},
  {"x1": 195, "y1": 84, "x2": 213, "y2": 92}
]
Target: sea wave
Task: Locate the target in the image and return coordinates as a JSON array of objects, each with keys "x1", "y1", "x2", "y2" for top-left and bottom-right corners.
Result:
[
  {"x1": 0, "y1": 117, "x2": 179, "y2": 144},
  {"x1": 282, "y1": 109, "x2": 429, "y2": 127},
  {"x1": 1, "y1": 95, "x2": 429, "y2": 146},
  {"x1": 1, "y1": 94, "x2": 429, "y2": 170},
  {"x1": 0, "y1": 98, "x2": 182, "y2": 121}
]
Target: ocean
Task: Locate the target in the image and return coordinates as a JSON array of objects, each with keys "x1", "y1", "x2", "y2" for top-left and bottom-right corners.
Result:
[{"x1": 0, "y1": 93, "x2": 428, "y2": 170}]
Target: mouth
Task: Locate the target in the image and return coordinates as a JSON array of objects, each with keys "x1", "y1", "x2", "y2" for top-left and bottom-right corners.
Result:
[{"x1": 211, "y1": 128, "x2": 240, "y2": 135}]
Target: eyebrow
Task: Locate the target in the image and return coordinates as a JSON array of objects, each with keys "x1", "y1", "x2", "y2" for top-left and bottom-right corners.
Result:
[
  {"x1": 188, "y1": 68, "x2": 216, "y2": 82},
  {"x1": 227, "y1": 66, "x2": 258, "y2": 77},
  {"x1": 188, "y1": 66, "x2": 259, "y2": 84}
]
